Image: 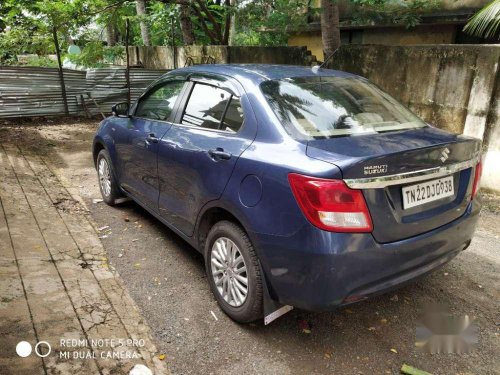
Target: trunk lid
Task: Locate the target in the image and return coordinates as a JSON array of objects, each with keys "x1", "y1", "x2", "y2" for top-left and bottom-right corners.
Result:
[{"x1": 306, "y1": 127, "x2": 481, "y2": 243}]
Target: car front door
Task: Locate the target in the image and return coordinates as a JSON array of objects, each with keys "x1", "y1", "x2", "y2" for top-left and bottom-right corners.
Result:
[
  {"x1": 118, "y1": 78, "x2": 186, "y2": 209},
  {"x1": 157, "y1": 76, "x2": 256, "y2": 236}
]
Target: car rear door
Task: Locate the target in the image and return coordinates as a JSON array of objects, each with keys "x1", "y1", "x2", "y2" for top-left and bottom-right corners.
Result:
[
  {"x1": 157, "y1": 75, "x2": 256, "y2": 236},
  {"x1": 118, "y1": 78, "x2": 186, "y2": 209}
]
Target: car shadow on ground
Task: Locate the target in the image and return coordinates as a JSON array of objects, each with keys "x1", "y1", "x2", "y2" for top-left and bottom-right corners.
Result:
[{"x1": 0, "y1": 118, "x2": 100, "y2": 170}]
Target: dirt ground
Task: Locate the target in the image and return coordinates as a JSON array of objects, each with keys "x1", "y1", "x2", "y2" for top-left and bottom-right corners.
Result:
[{"x1": 1, "y1": 118, "x2": 499, "y2": 375}]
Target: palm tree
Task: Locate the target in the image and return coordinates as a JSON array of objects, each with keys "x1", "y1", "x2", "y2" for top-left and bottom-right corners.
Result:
[
  {"x1": 463, "y1": 0, "x2": 500, "y2": 40},
  {"x1": 320, "y1": 0, "x2": 341, "y2": 62}
]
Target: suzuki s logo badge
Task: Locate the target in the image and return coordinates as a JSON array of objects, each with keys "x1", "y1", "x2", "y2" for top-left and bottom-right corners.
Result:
[{"x1": 440, "y1": 148, "x2": 451, "y2": 163}]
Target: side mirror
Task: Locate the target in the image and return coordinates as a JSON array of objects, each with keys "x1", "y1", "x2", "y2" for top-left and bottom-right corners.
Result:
[{"x1": 112, "y1": 102, "x2": 130, "y2": 117}]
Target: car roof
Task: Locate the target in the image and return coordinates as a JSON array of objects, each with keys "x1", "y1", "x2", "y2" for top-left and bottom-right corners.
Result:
[{"x1": 171, "y1": 64, "x2": 360, "y2": 84}]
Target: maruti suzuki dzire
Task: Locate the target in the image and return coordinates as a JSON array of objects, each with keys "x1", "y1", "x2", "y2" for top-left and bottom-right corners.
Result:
[{"x1": 93, "y1": 65, "x2": 482, "y2": 323}]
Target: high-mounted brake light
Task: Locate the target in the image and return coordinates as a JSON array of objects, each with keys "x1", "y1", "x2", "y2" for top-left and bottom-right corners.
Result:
[
  {"x1": 471, "y1": 161, "x2": 482, "y2": 199},
  {"x1": 288, "y1": 173, "x2": 373, "y2": 232}
]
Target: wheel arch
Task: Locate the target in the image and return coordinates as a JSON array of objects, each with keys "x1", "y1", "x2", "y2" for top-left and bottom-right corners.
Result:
[
  {"x1": 195, "y1": 204, "x2": 251, "y2": 254},
  {"x1": 92, "y1": 140, "x2": 106, "y2": 168},
  {"x1": 92, "y1": 134, "x2": 118, "y2": 170}
]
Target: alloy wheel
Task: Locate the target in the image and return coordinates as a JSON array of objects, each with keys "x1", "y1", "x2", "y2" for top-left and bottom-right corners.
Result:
[
  {"x1": 98, "y1": 158, "x2": 112, "y2": 198},
  {"x1": 210, "y1": 237, "x2": 248, "y2": 307}
]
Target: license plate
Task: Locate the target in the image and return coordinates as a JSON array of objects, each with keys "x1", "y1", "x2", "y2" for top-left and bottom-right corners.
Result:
[{"x1": 402, "y1": 176, "x2": 454, "y2": 209}]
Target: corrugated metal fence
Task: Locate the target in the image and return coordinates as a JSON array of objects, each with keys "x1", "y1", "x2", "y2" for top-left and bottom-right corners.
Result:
[{"x1": 0, "y1": 66, "x2": 169, "y2": 118}]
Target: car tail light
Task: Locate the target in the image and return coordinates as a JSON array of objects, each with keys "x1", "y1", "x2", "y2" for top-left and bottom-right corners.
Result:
[
  {"x1": 471, "y1": 161, "x2": 482, "y2": 199},
  {"x1": 288, "y1": 173, "x2": 373, "y2": 232}
]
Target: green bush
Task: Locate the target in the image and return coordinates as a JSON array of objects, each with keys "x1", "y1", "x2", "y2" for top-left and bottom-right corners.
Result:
[{"x1": 66, "y1": 42, "x2": 125, "y2": 68}]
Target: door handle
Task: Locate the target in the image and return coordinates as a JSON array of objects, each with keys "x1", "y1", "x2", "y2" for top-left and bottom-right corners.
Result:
[
  {"x1": 208, "y1": 148, "x2": 232, "y2": 161},
  {"x1": 146, "y1": 133, "x2": 159, "y2": 144}
]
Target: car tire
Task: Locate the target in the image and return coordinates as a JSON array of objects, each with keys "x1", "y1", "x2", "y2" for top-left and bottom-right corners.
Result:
[
  {"x1": 205, "y1": 220, "x2": 263, "y2": 323},
  {"x1": 96, "y1": 149, "x2": 122, "y2": 205}
]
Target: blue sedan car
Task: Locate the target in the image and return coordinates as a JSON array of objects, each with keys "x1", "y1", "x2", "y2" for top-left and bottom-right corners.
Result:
[{"x1": 93, "y1": 64, "x2": 482, "y2": 323}]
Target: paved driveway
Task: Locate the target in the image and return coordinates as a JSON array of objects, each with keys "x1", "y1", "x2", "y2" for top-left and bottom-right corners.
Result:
[
  {"x1": 0, "y1": 123, "x2": 166, "y2": 374},
  {"x1": 1, "y1": 119, "x2": 499, "y2": 375}
]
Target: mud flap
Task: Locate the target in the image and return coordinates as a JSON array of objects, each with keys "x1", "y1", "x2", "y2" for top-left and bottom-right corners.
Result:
[
  {"x1": 114, "y1": 197, "x2": 131, "y2": 204},
  {"x1": 261, "y1": 266, "x2": 293, "y2": 325}
]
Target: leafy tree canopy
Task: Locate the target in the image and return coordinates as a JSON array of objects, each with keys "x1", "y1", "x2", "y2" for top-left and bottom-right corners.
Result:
[{"x1": 0, "y1": 0, "x2": 447, "y2": 67}]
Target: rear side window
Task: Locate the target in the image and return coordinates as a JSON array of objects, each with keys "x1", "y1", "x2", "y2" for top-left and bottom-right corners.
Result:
[
  {"x1": 135, "y1": 81, "x2": 184, "y2": 121},
  {"x1": 222, "y1": 97, "x2": 244, "y2": 133},
  {"x1": 181, "y1": 83, "x2": 244, "y2": 132}
]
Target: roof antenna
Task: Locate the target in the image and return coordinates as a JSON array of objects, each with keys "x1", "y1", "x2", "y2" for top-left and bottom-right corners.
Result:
[{"x1": 311, "y1": 47, "x2": 340, "y2": 74}]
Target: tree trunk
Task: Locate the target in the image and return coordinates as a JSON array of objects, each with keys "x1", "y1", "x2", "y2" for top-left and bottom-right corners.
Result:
[
  {"x1": 106, "y1": 22, "x2": 118, "y2": 46},
  {"x1": 228, "y1": 0, "x2": 237, "y2": 46},
  {"x1": 222, "y1": 0, "x2": 231, "y2": 45},
  {"x1": 195, "y1": 0, "x2": 224, "y2": 43},
  {"x1": 320, "y1": 0, "x2": 340, "y2": 63},
  {"x1": 52, "y1": 27, "x2": 69, "y2": 116},
  {"x1": 179, "y1": 3, "x2": 195, "y2": 44},
  {"x1": 136, "y1": 0, "x2": 151, "y2": 46}
]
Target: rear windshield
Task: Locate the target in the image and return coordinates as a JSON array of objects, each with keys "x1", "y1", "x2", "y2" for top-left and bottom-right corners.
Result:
[{"x1": 261, "y1": 76, "x2": 427, "y2": 139}]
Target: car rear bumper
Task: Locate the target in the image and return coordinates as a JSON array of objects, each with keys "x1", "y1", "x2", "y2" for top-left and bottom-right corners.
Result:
[{"x1": 251, "y1": 200, "x2": 480, "y2": 311}]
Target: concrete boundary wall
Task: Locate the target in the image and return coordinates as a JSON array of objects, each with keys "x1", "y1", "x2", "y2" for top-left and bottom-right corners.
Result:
[
  {"x1": 125, "y1": 45, "x2": 318, "y2": 69},
  {"x1": 331, "y1": 44, "x2": 500, "y2": 192}
]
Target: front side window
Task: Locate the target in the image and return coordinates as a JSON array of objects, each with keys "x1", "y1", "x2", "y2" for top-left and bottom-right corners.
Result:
[
  {"x1": 135, "y1": 80, "x2": 185, "y2": 121},
  {"x1": 181, "y1": 83, "x2": 244, "y2": 132},
  {"x1": 261, "y1": 76, "x2": 427, "y2": 139}
]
